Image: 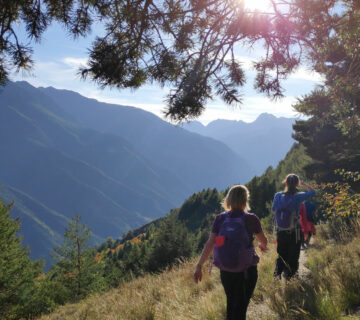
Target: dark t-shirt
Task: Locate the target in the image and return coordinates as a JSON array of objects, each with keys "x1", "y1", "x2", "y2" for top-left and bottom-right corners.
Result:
[{"x1": 211, "y1": 210, "x2": 262, "y2": 246}]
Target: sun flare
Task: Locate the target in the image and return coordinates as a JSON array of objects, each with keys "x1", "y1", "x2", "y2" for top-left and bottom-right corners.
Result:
[{"x1": 242, "y1": 0, "x2": 272, "y2": 11}]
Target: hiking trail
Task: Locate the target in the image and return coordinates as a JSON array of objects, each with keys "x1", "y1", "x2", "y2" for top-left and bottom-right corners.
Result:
[{"x1": 246, "y1": 248, "x2": 310, "y2": 320}]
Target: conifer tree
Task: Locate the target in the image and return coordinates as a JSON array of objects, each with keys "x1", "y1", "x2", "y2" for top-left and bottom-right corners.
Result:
[
  {"x1": 148, "y1": 214, "x2": 194, "y2": 271},
  {"x1": 51, "y1": 213, "x2": 105, "y2": 301},
  {"x1": 0, "y1": 199, "x2": 42, "y2": 320},
  {"x1": 247, "y1": 172, "x2": 276, "y2": 218}
]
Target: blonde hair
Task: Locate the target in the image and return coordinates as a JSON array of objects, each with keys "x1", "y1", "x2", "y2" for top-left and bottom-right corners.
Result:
[{"x1": 222, "y1": 185, "x2": 250, "y2": 211}]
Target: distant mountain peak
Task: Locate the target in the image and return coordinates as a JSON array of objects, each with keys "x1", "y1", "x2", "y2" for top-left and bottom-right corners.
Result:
[{"x1": 254, "y1": 113, "x2": 278, "y2": 122}]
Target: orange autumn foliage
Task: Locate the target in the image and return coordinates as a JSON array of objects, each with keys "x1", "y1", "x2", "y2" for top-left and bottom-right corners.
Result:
[
  {"x1": 130, "y1": 237, "x2": 141, "y2": 245},
  {"x1": 94, "y1": 252, "x2": 102, "y2": 262},
  {"x1": 116, "y1": 244, "x2": 125, "y2": 251}
]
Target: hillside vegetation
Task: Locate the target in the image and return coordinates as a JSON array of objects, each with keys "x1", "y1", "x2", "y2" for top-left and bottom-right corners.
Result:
[
  {"x1": 39, "y1": 249, "x2": 278, "y2": 320},
  {"x1": 2, "y1": 141, "x2": 359, "y2": 319},
  {"x1": 93, "y1": 144, "x2": 312, "y2": 285},
  {"x1": 0, "y1": 142, "x2": 311, "y2": 319},
  {"x1": 38, "y1": 220, "x2": 360, "y2": 320},
  {"x1": 38, "y1": 144, "x2": 360, "y2": 320}
]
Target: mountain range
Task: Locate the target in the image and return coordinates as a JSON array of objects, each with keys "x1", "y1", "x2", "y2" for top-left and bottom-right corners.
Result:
[
  {"x1": 182, "y1": 114, "x2": 296, "y2": 174},
  {"x1": 0, "y1": 81, "x2": 259, "y2": 266}
]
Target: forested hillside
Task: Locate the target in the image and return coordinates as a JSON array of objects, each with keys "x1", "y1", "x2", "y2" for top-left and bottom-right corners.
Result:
[
  {"x1": 0, "y1": 132, "x2": 360, "y2": 320},
  {"x1": 0, "y1": 142, "x2": 311, "y2": 318},
  {"x1": 3, "y1": 139, "x2": 359, "y2": 320},
  {"x1": 94, "y1": 143, "x2": 313, "y2": 284}
]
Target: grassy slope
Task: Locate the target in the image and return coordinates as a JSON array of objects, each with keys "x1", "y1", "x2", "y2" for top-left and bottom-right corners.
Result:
[
  {"x1": 267, "y1": 223, "x2": 360, "y2": 320},
  {"x1": 38, "y1": 142, "x2": 360, "y2": 320},
  {"x1": 40, "y1": 223, "x2": 360, "y2": 320},
  {"x1": 39, "y1": 234, "x2": 278, "y2": 320}
]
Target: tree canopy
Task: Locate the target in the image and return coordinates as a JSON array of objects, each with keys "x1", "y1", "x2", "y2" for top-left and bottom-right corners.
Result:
[
  {"x1": 0, "y1": 1, "x2": 109, "y2": 82},
  {"x1": 2, "y1": 0, "x2": 359, "y2": 122},
  {"x1": 289, "y1": 0, "x2": 360, "y2": 184}
]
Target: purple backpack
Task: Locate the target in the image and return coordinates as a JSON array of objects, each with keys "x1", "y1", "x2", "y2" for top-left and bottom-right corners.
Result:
[
  {"x1": 213, "y1": 212, "x2": 258, "y2": 272},
  {"x1": 275, "y1": 193, "x2": 298, "y2": 231}
]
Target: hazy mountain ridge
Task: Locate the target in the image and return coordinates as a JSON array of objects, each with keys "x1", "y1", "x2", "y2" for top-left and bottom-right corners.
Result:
[
  {"x1": 0, "y1": 81, "x2": 255, "y2": 265},
  {"x1": 182, "y1": 113, "x2": 296, "y2": 174},
  {"x1": 0, "y1": 82, "x2": 186, "y2": 264},
  {"x1": 38, "y1": 84, "x2": 255, "y2": 191}
]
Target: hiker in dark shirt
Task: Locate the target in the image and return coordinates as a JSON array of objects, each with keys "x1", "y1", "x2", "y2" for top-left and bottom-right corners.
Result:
[
  {"x1": 272, "y1": 174, "x2": 315, "y2": 280},
  {"x1": 194, "y1": 185, "x2": 268, "y2": 320}
]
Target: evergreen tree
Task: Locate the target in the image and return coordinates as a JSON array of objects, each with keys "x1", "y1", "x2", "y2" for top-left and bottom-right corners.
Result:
[
  {"x1": 247, "y1": 171, "x2": 276, "y2": 218},
  {"x1": 121, "y1": 242, "x2": 147, "y2": 276},
  {"x1": 51, "y1": 214, "x2": 106, "y2": 301},
  {"x1": 293, "y1": 91, "x2": 360, "y2": 187},
  {"x1": 0, "y1": 199, "x2": 42, "y2": 320},
  {"x1": 148, "y1": 214, "x2": 194, "y2": 272}
]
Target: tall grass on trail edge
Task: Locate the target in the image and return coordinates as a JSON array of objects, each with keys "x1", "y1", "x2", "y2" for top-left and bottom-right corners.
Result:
[
  {"x1": 266, "y1": 220, "x2": 360, "y2": 320},
  {"x1": 39, "y1": 237, "x2": 278, "y2": 320},
  {"x1": 39, "y1": 259, "x2": 225, "y2": 320}
]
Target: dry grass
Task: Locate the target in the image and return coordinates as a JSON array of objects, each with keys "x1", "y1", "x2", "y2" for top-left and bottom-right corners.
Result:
[
  {"x1": 265, "y1": 221, "x2": 360, "y2": 320},
  {"x1": 39, "y1": 238, "x2": 278, "y2": 320},
  {"x1": 40, "y1": 221, "x2": 360, "y2": 320},
  {"x1": 39, "y1": 259, "x2": 226, "y2": 320}
]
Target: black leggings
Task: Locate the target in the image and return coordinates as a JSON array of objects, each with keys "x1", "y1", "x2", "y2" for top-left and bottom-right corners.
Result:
[
  {"x1": 274, "y1": 230, "x2": 301, "y2": 279},
  {"x1": 220, "y1": 266, "x2": 258, "y2": 320}
]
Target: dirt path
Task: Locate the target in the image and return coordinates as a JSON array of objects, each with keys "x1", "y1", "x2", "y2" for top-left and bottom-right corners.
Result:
[
  {"x1": 247, "y1": 247, "x2": 310, "y2": 320},
  {"x1": 248, "y1": 301, "x2": 277, "y2": 320},
  {"x1": 298, "y1": 247, "x2": 311, "y2": 280}
]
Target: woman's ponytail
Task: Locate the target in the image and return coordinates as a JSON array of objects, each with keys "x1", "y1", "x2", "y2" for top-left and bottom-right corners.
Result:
[{"x1": 283, "y1": 174, "x2": 299, "y2": 195}]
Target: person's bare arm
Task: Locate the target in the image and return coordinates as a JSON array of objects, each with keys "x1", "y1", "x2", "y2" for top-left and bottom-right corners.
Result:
[
  {"x1": 193, "y1": 233, "x2": 216, "y2": 283},
  {"x1": 300, "y1": 180, "x2": 314, "y2": 191},
  {"x1": 255, "y1": 230, "x2": 268, "y2": 252}
]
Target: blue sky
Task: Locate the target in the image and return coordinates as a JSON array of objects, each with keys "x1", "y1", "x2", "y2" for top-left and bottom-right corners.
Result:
[{"x1": 11, "y1": 19, "x2": 323, "y2": 124}]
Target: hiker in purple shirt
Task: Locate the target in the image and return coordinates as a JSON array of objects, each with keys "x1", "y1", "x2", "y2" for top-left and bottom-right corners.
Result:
[{"x1": 194, "y1": 185, "x2": 268, "y2": 320}]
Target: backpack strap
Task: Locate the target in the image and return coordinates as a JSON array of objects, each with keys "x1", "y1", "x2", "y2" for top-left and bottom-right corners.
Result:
[{"x1": 223, "y1": 217, "x2": 244, "y2": 223}]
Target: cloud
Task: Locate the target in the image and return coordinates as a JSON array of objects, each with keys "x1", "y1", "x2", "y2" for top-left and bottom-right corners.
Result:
[
  {"x1": 14, "y1": 60, "x2": 81, "y2": 86},
  {"x1": 13, "y1": 56, "x2": 89, "y2": 88},
  {"x1": 62, "y1": 57, "x2": 89, "y2": 69},
  {"x1": 289, "y1": 67, "x2": 324, "y2": 82}
]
